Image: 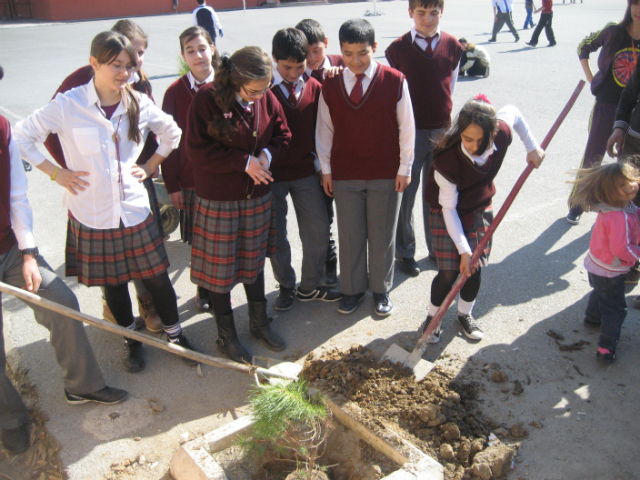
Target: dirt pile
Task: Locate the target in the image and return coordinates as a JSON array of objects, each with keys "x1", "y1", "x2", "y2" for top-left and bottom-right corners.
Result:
[{"x1": 301, "y1": 346, "x2": 519, "y2": 480}]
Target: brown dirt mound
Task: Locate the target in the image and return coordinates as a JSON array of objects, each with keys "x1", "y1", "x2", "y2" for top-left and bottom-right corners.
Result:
[{"x1": 301, "y1": 346, "x2": 518, "y2": 480}]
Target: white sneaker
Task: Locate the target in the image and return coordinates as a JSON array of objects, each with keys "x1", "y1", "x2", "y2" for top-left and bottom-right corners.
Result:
[
  {"x1": 420, "y1": 315, "x2": 441, "y2": 344},
  {"x1": 457, "y1": 314, "x2": 484, "y2": 341}
]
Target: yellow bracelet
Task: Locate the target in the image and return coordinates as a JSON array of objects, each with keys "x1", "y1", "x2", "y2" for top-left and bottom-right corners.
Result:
[{"x1": 50, "y1": 166, "x2": 59, "y2": 181}]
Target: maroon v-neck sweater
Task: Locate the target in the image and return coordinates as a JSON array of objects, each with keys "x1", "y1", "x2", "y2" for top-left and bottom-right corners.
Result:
[
  {"x1": 386, "y1": 31, "x2": 463, "y2": 130},
  {"x1": 322, "y1": 64, "x2": 404, "y2": 181},
  {"x1": 270, "y1": 77, "x2": 321, "y2": 182},
  {"x1": 424, "y1": 121, "x2": 513, "y2": 227},
  {"x1": 186, "y1": 85, "x2": 291, "y2": 201}
]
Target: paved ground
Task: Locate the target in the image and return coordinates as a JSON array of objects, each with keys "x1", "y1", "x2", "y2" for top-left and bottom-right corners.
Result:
[{"x1": 1, "y1": 0, "x2": 638, "y2": 479}]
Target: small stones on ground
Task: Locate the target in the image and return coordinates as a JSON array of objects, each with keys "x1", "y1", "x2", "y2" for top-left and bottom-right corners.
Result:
[
  {"x1": 108, "y1": 412, "x2": 120, "y2": 420},
  {"x1": 441, "y1": 422, "x2": 461, "y2": 441},
  {"x1": 440, "y1": 443, "x2": 455, "y2": 460},
  {"x1": 529, "y1": 421, "x2": 542, "y2": 429},
  {"x1": 133, "y1": 437, "x2": 142, "y2": 441},
  {"x1": 510, "y1": 424, "x2": 528, "y2": 438},
  {"x1": 492, "y1": 371, "x2": 508, "y2": 383},
  {"x1": 179, "y1": 432, "x2": 190, "y2": 444},
  {"x1": 494, "y1": 427, "x2": 509, "y2": 438},
  {"x1": 513, "y1": 380, "x2": 524, "y2": 395},
  {"x1": 148, "y1": 399, "x2": 165, "y2": 413}
]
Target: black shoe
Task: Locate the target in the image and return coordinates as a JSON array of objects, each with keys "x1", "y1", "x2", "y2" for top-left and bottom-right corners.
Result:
[
  {"x1": 596, "y1": 348, "x2": 616, "y2": 364},
  {"x1": 122, "y1": 340, "x2": 145, "y2": 373},
  {"x1": 215, "y1": 313, "x2": 252, "y2": 363},
  {"x1": 274, "y1": 285, "x2": 295, "y2": 311},
  {"x1": 249, "y1": 300, "x2": 286, "y2": 351},
  {"x1": 373, "y1": 292, "x2": 393, "y2": 316},
  {"x1": 65, "y1": 386, "x2": 128, "y2": 405},
  {"x1": 338, "y1": 293, "x2": 366, "y2": 315},
  {"x1": 567, "y1": 206, "x2": 582, "y2": 225},
  {"x1": 1, "y1": 423, "x2": 30, "y2": 454},
  {"x1": 583, "y1": 315, "x2": 601, "y2": 327},
  {"x1": 549, "y1": 42, "x2": 557, "y2": 46},
  {"x1": 195, "y1": 286, "x2": 211, "y2": 312},
  {"x1": 419, "y1": 315, "x2": 441, "y2": 344},
  {"x1": 324, "y1": 261, "x2": 338, "y2": 287},
  {"x1": 515, "y1": 36, "x2": 520, "y2": 42},
  {"x1": 170, "y1": 333, "x2": 199, "y2": 366},
  {"x1": 297, "y1": 286, "x2": 343, "y2": 302},
  {"x1": 397, "y1": 258, "x2": 420, "y2": 277},
  {"x1": 625, "y1": 267, "x2": 640, "y2": 285},
  {"x1": 526, "y1": 41, "x2": 536, "y2": 47},
  {"x1": 457, "y1": 314, "x2": 484, "y2": 341},
  {"x1": 488, "y1": 38, "x2": 497, "y2": 42},
  {"x1": 633, "y1": 296, "x2": 640, "y2": 310}
]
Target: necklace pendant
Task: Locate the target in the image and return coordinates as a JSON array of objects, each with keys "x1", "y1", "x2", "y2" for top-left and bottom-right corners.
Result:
[
  {"x1": 253, "y1": 131, "x2": 258, "y2": 137},
  {"x1": 247, "y1": 194, "x2": 252, "y2": 199},
  {"x1": 112, "y1": 133, "x2": 120, "y2": 144}
]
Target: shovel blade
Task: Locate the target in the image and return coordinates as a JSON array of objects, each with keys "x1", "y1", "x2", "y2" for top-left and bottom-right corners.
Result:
[{"x1": 381, "y1": 343, "x2": 436, "y2": 382}]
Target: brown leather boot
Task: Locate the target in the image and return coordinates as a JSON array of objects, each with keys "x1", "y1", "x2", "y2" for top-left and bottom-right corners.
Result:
[
  {"x1": 102, "y1": 298, "x2": 144, "y2": 330},
  {"x1": 137, "y1": 294, "x2": 163, "y2": 333}
]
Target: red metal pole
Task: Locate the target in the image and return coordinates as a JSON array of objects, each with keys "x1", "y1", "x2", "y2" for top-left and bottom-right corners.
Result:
[{"x1": 420, "y1": 80, "x2": 586, "y2": 342}]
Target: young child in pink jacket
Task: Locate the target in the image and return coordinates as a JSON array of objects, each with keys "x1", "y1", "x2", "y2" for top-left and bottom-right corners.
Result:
[{"x1": 570, "y1": 161, "x2": 640, "y2": 364}]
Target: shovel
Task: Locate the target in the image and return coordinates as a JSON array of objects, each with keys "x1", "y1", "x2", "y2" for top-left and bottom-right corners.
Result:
[
  {"x1": 0, "y1": 281, "x2": 301, "y2": 382},
  {"x1": 382, "y1": 80, "x2": 586, "y2": 381}
]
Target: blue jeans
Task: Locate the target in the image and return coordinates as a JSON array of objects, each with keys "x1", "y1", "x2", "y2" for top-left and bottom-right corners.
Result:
[
  {"x1": 585, "y1": 272, "x2": 627, "y2": 351},
  {"x1": 523, "y1": 8, "x2": 534, "y2": 28}
]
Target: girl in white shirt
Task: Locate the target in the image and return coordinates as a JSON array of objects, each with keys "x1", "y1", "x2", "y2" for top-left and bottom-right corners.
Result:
[
  {"x1": 421, "y1": 95, "x2": 545, "y2": 343},
  {"x1": 15, "y1": 31, "x2": 197, "y2": 373}
]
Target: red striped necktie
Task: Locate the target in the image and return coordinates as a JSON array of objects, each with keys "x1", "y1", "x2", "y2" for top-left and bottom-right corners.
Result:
[
  {"x1": 416, "y1": 33, "x2": 438, "y2": 56},
  {"x1": 349, "y1": 73, "x2": 366, "y2": 104},
  {"x1": 283, "y1": 82, "x2": 297, "y2": 106}
]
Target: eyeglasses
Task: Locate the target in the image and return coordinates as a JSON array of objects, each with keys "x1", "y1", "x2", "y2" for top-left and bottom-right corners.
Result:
[{"x1": 242, "y1": 82, "x2": 273, "y2": 98}]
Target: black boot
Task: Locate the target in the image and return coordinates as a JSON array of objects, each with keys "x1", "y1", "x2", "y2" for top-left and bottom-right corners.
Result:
[
  {"x1": 215, "y1": 313, "x2": 252, "y2": 363},
  {"x1": 248, "y1": 300, "x2": 286, "y2": 351},
  {"x1": 122, "y1": 339, "x2": 145, "y2": 373}
]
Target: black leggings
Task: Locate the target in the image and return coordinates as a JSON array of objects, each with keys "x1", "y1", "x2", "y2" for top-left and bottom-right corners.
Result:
[
  {"x1": 430, "y1": 269, "x2": 482, "y2": 307},
  {"x1": 104, "y1": 272, "x2": 179, "y2": 328},
  {"x1": 209, "y1": 271, "x2": 266, "y2": 318}
]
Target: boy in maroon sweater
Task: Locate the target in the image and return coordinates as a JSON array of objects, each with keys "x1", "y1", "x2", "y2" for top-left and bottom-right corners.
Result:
[
  {"x1": 317, "y1": 19, "x2": 416, "y2": 316},
  {"x1": 296, "y1": 19, "x2": 344, "y2": 287},
  {"x1": 269, "y1": 28, "x2": 342, "y2": 311},
  {"x1": 386, "y1": 0, "x2": 463, "y2": 278}
]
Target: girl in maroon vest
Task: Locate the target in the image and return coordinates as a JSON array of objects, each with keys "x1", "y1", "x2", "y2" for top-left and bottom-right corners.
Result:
[
  {"x1": 14, "y1": 32, "x2": 198, "y2": 373},
  {"x1": 186, "y1": 47, "x2": 291, "y2": 363},
  {"x1": 422, "y1": 95, "x2": 545, "y2": 342},
  {"x1": 161, "y1": 26, "x2": 219, "y2": 312},
  {"x1": 42, "y1": 20, "x2": 164, "y2": 333}
]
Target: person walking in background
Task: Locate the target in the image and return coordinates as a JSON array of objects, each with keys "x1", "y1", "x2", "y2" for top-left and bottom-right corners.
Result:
[
  {"x1": 489, "y1": 0, "x2": 520, "y2": 43},
  {"x1": 459, "y1": 38, "x2": 491, "y2": 78},
  {"x1": 524, "y1": 0, "x2": 537, "y2": 29},
  {"x1": 567, "y1": 0, "x2": 640, "y2": 226},
  {"x1": 526, "y1": 0, "x2": 556, "y2": 47},
  {"x1": 192, "y1": 0, "x2": 223, "y2": 46}
]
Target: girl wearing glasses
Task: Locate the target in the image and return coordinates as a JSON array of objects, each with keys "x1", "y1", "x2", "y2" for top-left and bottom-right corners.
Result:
[
  {"x1": 14, "y1": 32, "x2": 198, "y2": 373},
  {"x1": 186, "y1": 46, "x2": 291, "y2": 363}
]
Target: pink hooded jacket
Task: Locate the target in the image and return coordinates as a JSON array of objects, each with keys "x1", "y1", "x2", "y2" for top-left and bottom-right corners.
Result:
[{"x1": 586, "y1": 203, "x2": 640, "y2": 274}]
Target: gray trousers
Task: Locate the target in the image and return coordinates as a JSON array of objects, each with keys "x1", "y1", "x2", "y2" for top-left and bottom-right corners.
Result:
[
  {"x1": 333, "y1": 179, "x2": 401, "y2": 295},
  {"x1": 269, "y1": 174, "x2": 330, "y2": 291},
  {"x1": 492, "y1": 12, "x2": 519, "y2": 40},
  {"x1": 395, "y1": 128, "x2": 443, "y2": 259},
  {"x1": 0, "y1": 244, "x2": 105, "y2": 430}
]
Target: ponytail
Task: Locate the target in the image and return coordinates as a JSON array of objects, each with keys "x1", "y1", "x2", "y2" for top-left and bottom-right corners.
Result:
[{"x1": 123, "y1": 83, "x2": 142, "y2": 144}]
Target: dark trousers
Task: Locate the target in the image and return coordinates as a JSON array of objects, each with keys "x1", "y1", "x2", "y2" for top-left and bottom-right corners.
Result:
[
  {"x1": 585, "y1": 272, "x2": 627, "y2": 351},
  {"x1": 491, "y1": 12, "x2": 519, "y2": 40},
  {"x1": 461, "y1": 53, "x2": 488, "y2": 77},
  {"x1": 529, "y1": 12, "x2": 555, "y2": 45}
]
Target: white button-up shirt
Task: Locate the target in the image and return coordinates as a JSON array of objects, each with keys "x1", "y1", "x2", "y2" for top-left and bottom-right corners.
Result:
[
  {"x1": 6, "y1": 126, "x2": 35, "y2": 249},
  {"x1": 316, "y1": 61, "x2": 416, "y2": 177},
  {"x1": 14, "y1": 80, "x2": 181, "y2": 230}
]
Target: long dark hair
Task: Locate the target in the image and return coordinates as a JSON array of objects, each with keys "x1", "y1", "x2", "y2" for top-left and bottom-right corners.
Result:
[
  {"x1": 622, "y1": 0, "x2": 640, "y2": 30},
  {"x1": 434, "y1": 97, "x2": 497, "y2": 157},
  {"x1": 90, "y1": 31, "x2": 142, "y2": 144},
  {"x1": 179, "y1": 26, "x2": 220, "y2": 70},
  {"x1": 111, "y1": 19, "x2": 152, "y2": 96},
  {"x1": 208, "y1": 46, "x2": 272, "y2": 139}
]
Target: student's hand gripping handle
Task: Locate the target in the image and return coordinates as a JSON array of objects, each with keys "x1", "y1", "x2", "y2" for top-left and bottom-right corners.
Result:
[{"x1": 419, "y1": 80, "x2": 586, "y2": 344}]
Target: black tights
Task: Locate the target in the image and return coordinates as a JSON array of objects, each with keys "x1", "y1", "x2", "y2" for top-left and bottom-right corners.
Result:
[
  {"x1": 430, "y1": 269, "x2": 482, "y2": 307},
  {"x1": 104, "y1": 272, "x2": 179, "y2": 328},
  {"x1": 209, "y1": 271, "x2": 266, "y2": 318}
]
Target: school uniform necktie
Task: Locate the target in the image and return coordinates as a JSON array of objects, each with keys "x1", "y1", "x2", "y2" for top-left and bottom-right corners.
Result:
[
  {"x1": 349, "y1": 73, "x2": 366, "y2": 104},
  {"x1": 283, "y1": 82, "x2": 297, "y2": 106},
  {"x1": 416, "y1": 33, "x2": 438, "y2": 56}
]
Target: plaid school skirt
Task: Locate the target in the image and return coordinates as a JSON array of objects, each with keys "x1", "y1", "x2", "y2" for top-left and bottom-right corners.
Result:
[
  {"x1": 180, "y1": 188, "x2": 197, "y2": 244},
  {"x1": 430, "y1": 207, "x2": 494, "y2": 271},
  {"x1": 191, "y1": 193, "x2": 276, "y2": 294},
  {"x1": 65, "y1": 213, "x2": 169, "y2": 287}
]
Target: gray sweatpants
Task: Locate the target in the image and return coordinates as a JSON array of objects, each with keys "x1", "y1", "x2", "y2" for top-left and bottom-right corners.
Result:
[
  {"x1": 0, "y1": 244, "x2": 105, "y2": 430},
  {"x1": 333, "y1": 179, "x2": 401, "y2": 295}
]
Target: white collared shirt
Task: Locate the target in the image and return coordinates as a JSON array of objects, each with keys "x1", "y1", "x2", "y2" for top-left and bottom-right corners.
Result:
[
  {"x1": 305, "y1": 56, "x2": 333, "y2": 79},
  {"x1": 233, "y1": 92, "x2": 273, "y2": 168},
  {"x1": 187, "y1": 70, "x2": 214, "y2": 91},
  {"x1": 14, "y1": 79, "x2": 181, "y2": 230},
  {"x1": 6, "y1": 125, "x2": 35, "y2": 249},
  {"x1": 316, "y1": 61, "x2": 416, "y2": 177},
  {"x1": 435, "y1": 105, "x2": 539, "y2": 254},
  {"x1": 492, "y1": 0, "x2": 514, "y2": 13},
  {"x1": 273, "y1": 68, "x2": 304, "y2": 101},
  {"x1": 410, "y1": 26, "x2": 459, "y2": 94}
]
